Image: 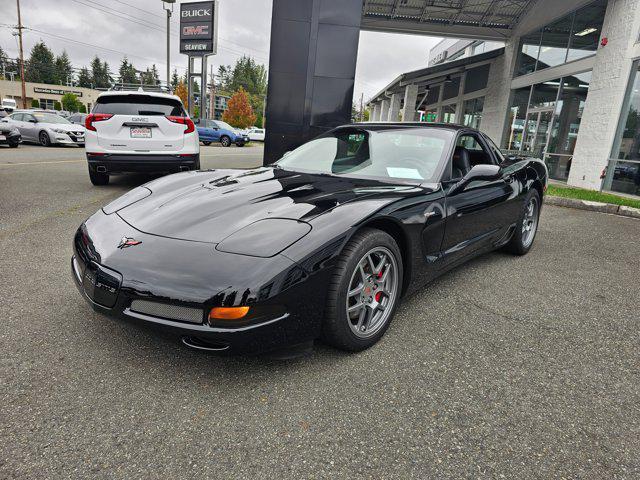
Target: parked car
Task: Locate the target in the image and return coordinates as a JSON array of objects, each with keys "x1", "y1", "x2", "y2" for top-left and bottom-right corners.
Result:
[
  {"x1": 246, "y1": 127, "x2": 265, "y2": 142},
  {"x1": 68, "y1": 113, "x2": 87, "y2": 126},
  {"x1": 1, "y1": 98, "x2": 17, "y2": 112},
  {"x1": 197, "y1": 119, "x2": 249, "y2": 147},
  {"x1": 71, "y1": 123, "x2": 548, "y2": 355},
  {"x1": 84, "y1": 90, "x2": 199, "y2": 185},
  {"x1": 3, "y1": 110, "x2": 85, "y2": 147},
  {"x1": 0, "y1": 121, "x2": 21, "y2": 147}
]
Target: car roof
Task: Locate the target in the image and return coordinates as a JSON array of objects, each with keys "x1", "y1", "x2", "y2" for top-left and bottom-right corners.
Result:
[{"x1": 97, "y1": 90, "x2": 182, "y2": 102}]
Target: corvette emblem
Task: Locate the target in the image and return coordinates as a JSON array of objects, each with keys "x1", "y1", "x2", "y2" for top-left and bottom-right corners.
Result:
[{"x1": 118, "y1": 237, "x2": 142, "y2": 249}]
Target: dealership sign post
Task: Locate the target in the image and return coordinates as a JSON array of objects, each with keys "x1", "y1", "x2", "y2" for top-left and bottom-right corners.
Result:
[{"x1": 180, "y1": 1, "x2": 218, "y2": 120}]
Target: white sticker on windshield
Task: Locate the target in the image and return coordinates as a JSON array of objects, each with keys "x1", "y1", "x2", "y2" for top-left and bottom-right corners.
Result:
[{"x1": 386, "y1": 167, "x2": 424, "y2": 180}]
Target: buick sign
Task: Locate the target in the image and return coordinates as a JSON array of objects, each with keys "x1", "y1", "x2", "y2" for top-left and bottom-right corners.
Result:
[{"x1": 180, "y1": 1, "x2": 217, "y2": 55}]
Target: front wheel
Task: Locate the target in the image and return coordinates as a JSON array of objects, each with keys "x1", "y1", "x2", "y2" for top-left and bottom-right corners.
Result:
[
  {"x1": 504, "y1": 190, "x2": 541, "y2": 255},
  {"x1": 322, "y1": 229, "x2": 403, "y2": 352},
  {"x1": 39, "y1": 131, "x2": 51, "y2": 147},
  {"x1": 220, "y1": 136, "x2": 231, "y2": 147},
  {"x1": 9, "y1": 140, "x2": 19, "y2": 148},
  {"x1": 202, "y1": 141, "x2": 211, "y2": 146},
  {"x1": 236, "y1": 143, "x2": 245, "y2": 147}
]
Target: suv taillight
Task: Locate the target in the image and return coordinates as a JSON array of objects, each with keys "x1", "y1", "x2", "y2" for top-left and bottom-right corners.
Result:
[
  {"x1": 166, "y1": 116, "x2": 195, "y2": 134},
  {"x1": 85, "y1": 113, "x2": 113, "y2": 131}
]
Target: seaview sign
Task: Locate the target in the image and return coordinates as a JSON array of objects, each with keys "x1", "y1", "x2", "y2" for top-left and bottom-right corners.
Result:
[{"x1": 180, "y1": 1, "x2": 218, "y2": 55}]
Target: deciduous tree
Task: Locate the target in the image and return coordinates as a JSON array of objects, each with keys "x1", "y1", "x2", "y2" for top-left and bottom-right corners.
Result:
[{"x1": 222, "y1": 87, "x2": 256, "y2": 129}]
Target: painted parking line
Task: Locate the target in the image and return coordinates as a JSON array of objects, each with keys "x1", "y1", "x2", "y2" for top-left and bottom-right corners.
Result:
[{"x1": 0, "y1": 159, "x2": 84, "y2": 166}]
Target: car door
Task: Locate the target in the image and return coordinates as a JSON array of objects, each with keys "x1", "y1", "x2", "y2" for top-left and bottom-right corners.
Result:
[
  {"x1": 22, "y1": 114, "x2": 39, "y2": 142},
  {"x1": 440, "y1": 131, "x2": 513, "y2": 266}
]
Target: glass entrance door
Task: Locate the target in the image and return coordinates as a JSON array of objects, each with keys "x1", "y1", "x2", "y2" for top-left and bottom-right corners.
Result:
[{"x1": 522, "y1": 108, "x2": 554, "y2": 158}]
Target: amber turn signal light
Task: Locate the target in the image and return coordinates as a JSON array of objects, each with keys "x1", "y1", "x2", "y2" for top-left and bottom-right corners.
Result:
[{"x1": 209, "y1": 306, "x2": 250, "y2": 320}]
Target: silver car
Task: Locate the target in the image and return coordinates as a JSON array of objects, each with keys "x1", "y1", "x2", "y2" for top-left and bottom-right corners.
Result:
[{"x1": 3, "y1": 110, "x2": 86, "y2": 147}]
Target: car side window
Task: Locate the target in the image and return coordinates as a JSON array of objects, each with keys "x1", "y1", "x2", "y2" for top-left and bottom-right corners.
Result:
[
  {"x1": 456, "y1": 133, "x2": 495, "y2": 167},
  {"x1": 483, "y1": 135, "x2": 505, "y2": 164},
  {"x1": 11, "y1": 113, "x2": 23, "y2": 121}
]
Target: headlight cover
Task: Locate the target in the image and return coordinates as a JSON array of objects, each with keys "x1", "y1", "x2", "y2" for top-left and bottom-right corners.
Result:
[
  {"x1": 216, "y1": 219, "x2": 311, "y2": 258},
  {"x1": 52, "y1": 128, "x2": 67, "y2": 134},
  {"x1": 102, "y1": 187, "x2": 152, "y2": 215}
]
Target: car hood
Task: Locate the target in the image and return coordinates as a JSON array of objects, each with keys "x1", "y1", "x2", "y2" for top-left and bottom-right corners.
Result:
[
  {"x1": 0, "y1": 124, "x2": 18, "y2": 134},
  {"x1": 117, "y1": 167, "x2": 416, "y2": 243},
  {"x1": 45, "y1": 123, "x2": 85, "y2": 132}
]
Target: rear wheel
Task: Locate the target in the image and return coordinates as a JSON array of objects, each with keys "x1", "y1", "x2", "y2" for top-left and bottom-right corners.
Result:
[
  {"x1": 9, "y1": 139, "x2": 19, "y2": 148},
  {"x1": 220, "y1": 136, "x2": 231, "y2": 147},
  {"x1": 202, "y1": 141, "x2": 211, "y2": 146},
  {"x1": 89, "y1": 167, "x2": 109, "y2": 186},
  {"x1": 237, "y1": 142, "x2": 245, "y2": 147},
  {"x1": 39, "y1": 131, "x2": 51, "y2": 147},
  {"x1": 322, "y1": 229, "x2": 403, "y2": 352},
  {"x1": 504, "y1": 190, "x2": 540, "y2": 255}
]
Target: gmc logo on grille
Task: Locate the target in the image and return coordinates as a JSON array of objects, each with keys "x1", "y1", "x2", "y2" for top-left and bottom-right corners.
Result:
[{"x1": 183, "y1": 25, "x2": 209, "y2": 36}]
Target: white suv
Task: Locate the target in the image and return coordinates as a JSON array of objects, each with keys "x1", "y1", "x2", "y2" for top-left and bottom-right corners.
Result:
[{"x1": 85, "y1": 90, "x2": 200, "y2": 185}]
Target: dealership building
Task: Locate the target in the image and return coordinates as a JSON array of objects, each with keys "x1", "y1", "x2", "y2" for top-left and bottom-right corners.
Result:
[
  {"x1": 0, "y1": 79, "x2": 101, "y2": 112},
  {"x1": 364, "y1": 0, "x2": 640, "y2": 197}
]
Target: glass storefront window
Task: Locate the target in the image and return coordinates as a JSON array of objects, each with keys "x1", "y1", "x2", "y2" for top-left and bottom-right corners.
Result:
[
  {"x1": 537, "y1": 14, "x2": 573, "y2": 71},
  {"x1": 442, "y1": 76, "x2": 461, "y2": 101},
  {"x1": 514, "y1": 0, "x2": 606, "y2": 77},
  {"x1": 464, "y1": 64, "x2": 490, "y2": 94},
  {"x1": 516, "y1": 31, "x2": 541, "y2": 76},
  {"x1": 567, "y1": 0, "x2": 607, "y2": 62},
  {"x1": 423, "y1": 85, "x2": 440, "y2": 107},
  {"x1": 422, "y1": 109, "x2": 438, "y2": 122},
  {"x1": 529, "y1": 79, "x2": 561, "y2": 109},
  {"x1": 506, "y1": 87, "x2": 531, "y2": 150},
  {"x1": 462, "y1": 97, "x2": 484, "y2": 129},
  {"x1": 441, "y1": 104, "x2": 456, "y2": 123},
  {"x1": 606, "y1": 61, "x2": 640, "y2": 195}
]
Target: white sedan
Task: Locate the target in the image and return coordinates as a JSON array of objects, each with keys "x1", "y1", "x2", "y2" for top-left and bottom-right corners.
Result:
[{"x1": 246, "y1": 127, "x2": 265, "y2": 142}]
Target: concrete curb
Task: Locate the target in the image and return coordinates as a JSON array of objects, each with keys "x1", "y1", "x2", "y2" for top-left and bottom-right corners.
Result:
[{"x1": 546, "y1": 195, "x2": 640, "y2": 219}]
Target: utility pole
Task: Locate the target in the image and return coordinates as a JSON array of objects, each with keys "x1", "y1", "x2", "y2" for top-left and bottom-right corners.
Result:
[
  {"x1": 16, "y1": 0, "x2": 27, "y2": 109},
  {"x1": 161, "y1": 0, "x2": 175, "y2": 88},
  {"x1": 209, "y1": 64, "x2": 215, "y2": 119}
]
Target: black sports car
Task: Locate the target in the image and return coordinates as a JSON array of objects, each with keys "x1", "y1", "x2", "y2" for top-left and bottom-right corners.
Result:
[
  {"x1": 72, "y1": 123, "x2": 547, "y2": 354},
  {"x1": 0, "y1": 120, "x2": 21, "y2": 148}
]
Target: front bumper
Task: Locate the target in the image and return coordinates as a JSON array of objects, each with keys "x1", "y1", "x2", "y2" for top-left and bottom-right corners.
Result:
[
  {"x1": 87, "y1": 153, "x2": 200, "y2": 174},
  {"x1": 0, "y1": 132, "x2": 20, "y2": 145},
  {"x1": 53, "y1": 132, "x2": 85, "y2": 145},
  {"x1": 71, "y1": 210, "x2": 324, "y2": 354}
]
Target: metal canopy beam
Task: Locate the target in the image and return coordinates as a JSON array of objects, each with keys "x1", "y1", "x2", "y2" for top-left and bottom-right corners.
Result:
[{"x1": 360, "y1": 18, "x2": 510, "y2": 41}]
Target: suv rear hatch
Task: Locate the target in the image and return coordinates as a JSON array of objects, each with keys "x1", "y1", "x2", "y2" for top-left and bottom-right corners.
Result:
[{"x1": 93, "y1": 94, "x2": 188, "y2": 152}]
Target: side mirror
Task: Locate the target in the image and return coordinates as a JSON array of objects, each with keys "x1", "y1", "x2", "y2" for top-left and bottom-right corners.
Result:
[
  {"x1": 29, "y1": 118, "x2": 37, "y2": 123},
  {"x1": 450, "y1": 164, "x2": 501, "y2": 194}
]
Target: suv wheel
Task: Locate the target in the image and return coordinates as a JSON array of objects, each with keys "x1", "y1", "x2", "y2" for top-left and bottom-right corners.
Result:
[
  {"x1": 220, "y1": 136, "x2": 231, "y2": 147},
  {"x1": 202, "y1": 141, "x2": 211, "y2": 146},
  {"x1": 89, "y1": 167, "x2": 109, "y2": 186},
  {"x1": 39, "y1": 131, "x2": 51, "y2": 147}
]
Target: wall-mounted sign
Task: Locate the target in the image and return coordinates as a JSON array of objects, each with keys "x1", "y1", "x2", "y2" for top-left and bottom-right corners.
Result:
[
  {"x1": 33, "y1": 86, "x2": 83, "y2": 97},
  {"x1": 180, "y1": 1, "x2": 218, "y2": 55}
]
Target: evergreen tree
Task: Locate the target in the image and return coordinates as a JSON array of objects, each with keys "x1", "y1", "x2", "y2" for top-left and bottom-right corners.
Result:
[
  {"x1": 140, "y1": 64, "x2": 160, "y2": 86},
  {"x1": 118, "y1": 57, "x2": 138, "y2": 84},
  {"x1": 25, "y1": 41, "x2": 56, "y2": 84},
  {"x1": 77, "y1": 67, "x2": 92, "y2": 88},
  {"x1": 54, "y1": 50, "x2": 74, "y2": 85},
  {"x1": 90, "y1": 56, "x2": 111, "y2": 88},
  {"x1": 0, "y1": 46, "x2": 7, "y2": 79},
  {"x1": 171, "y1": 68, "x2": 180, "y2": 89}
]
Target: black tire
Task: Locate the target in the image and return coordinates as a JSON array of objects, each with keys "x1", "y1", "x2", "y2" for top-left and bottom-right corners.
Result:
[
  {"x1": 220, "y1": 136, "x2": 231, "y2": 147},
  {"x1": 321, "y1": 228, "x2": 403, "y2": 352},
  {"x1": 9, "y1": 140, "x2": 19, "y2": 148},
  {"x1": 89, "y1": 167, "x2": 109, "y2": 186},
  {"x1": 237, "y1": 142, "x2": 245, "y2": 147},
  {"x1": 504, "y1": 189, "x2": 541, "y2": 255},
  {"x1": 39, "y1": 131, "x2": 51, "y2": 147},
  {"x1": 202, "y1": 141, "x2": 211, "y2": 146}
]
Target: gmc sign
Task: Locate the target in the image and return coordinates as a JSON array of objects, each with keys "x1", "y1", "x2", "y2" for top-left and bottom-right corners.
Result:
[{"x1": 180, "y1": 1, "x2": 217, "y2": 55}]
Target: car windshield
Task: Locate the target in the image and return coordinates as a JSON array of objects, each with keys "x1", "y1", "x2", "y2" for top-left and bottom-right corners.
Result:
[
  {"x1": 33, "y1": 112, "x2": 71, "y2": 124},
  {"x1": 215, "y1": 121, "x2": 235, "y2": 131},
  {"x1": 93, "y1": 95, "x2": 185, "y2": 116},
  {"x1": 275, "y1": 128, "x2": 453, "y2": 183}
]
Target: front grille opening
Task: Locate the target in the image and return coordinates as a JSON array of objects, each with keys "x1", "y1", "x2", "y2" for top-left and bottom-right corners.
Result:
[{"x1": 130, "y1": 299, "x2": 203, "y2": 324}]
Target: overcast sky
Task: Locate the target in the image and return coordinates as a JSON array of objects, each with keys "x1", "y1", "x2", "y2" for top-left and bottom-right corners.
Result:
[{"x1": 0, "y1": 0, "x2": 442, "y2": 103}]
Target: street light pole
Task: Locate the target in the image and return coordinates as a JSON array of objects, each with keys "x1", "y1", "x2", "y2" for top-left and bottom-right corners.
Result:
[
  {"x1": 161, "y1": 0, "x2": 175, "y2": 89},
  {"x1": 16, "y1": 0, "x2": 27, "y2": 109}
]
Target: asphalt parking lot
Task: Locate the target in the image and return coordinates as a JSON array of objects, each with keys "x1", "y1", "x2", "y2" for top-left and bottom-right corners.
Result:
[{"x1": 1, "y1": 144, "x2": 639, "y2": 478}]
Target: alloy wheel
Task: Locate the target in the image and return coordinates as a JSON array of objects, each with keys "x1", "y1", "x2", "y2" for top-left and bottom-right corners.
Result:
[
  {"x1": 345, "y1": 247, "x2": 399, "y2": 339},
  {"x1": 522, "y1": 196, "x2": 539, "y2": 248}
]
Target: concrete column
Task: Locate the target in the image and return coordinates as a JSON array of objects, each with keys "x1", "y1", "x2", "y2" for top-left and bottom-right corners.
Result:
[
  {"x1": 388, "y1": 93, "x2": 401, "y2": 121},
  {"x1": 479, "y1": 39, "x2": 520, "y2": 146},
  {"x1": 569, "y1": 0, "x2": 640, "y2": 190},
  {"x1": 380, "y1": 99, "x2": 390, "y2": 122},
  {"x1": 371, "y1": 102, "x2": 381, "y2": 121},
  {"x1": 401, "y1": 84, "x2": 418, "y2": 122}
]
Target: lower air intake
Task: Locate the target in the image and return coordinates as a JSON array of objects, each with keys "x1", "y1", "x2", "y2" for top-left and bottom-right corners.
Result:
[{"x1": 130, "y1": 300, "x2": 203, "y2": 324}]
